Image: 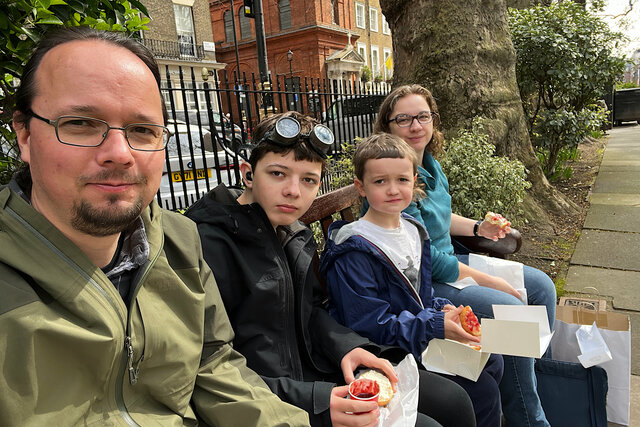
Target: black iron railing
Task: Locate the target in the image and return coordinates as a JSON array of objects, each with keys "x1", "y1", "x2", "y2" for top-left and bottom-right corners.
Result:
[
  {"x1": 157, "y1": 65, "x2": 390, "y2": 210},
  {"x1": 139, "y1": 38, "x2": 205, "y2": 61}
]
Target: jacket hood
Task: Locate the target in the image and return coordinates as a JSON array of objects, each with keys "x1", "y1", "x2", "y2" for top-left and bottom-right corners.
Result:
[
  {"x1": 319, "y1": 214, "x2": 429, "y2": 276},
  {"x1": 185, "y1": 184, "x2": 270, "y2": 238}
]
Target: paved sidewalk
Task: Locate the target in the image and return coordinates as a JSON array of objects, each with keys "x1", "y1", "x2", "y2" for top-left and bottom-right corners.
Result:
[{"x1": 565, "y1": 124, "x2": 639, "y2": 426}]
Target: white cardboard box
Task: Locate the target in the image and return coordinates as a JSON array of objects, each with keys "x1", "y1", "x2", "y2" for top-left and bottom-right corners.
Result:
[
  {"x1": 422, "y1": 305, "x2": 552, "y2": 381},
  {"x1": 422, "y1": 339, "x2": 489, "y2": 381},
  {"x1": 481, "y1": 305, "x2": 553, "y2": 358}
]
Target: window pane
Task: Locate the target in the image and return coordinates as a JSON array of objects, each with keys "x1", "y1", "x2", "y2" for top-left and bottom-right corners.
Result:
[
  {"x1": 371, "y1": 46, "x2": 379, "y2": 75},
  {"x1": 279, "y1": 0, "x2": 291, "y2": 30},
  {"x1": 174, "y1": 5, "x2": 196, "y2": 56},
  {"x1": 382, "y1": 15, "x2": 391, "y2": 34},
  {"x1": 357, "y1": 43, "x2": 367, "y2": 65},
  {"x1": 239, "y1": 9, "x2": 252, "y2": 39},
  {"x1": 369, "y1": 7, "x2": 378, "y2": 32},
  {"x1": 224, "y1": 11, "x2": 234, "y2": 42},
  {"x1": 355, "y1": 3, "x2": 365, "y2": 29}
]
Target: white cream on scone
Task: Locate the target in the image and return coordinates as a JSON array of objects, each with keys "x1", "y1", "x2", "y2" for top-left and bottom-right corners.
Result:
[{"x1": 358, "y1": 370, "x2": 394, "y2": 406}]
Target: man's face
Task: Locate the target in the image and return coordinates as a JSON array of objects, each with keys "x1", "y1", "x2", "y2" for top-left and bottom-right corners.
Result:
[
  {"x1": 246, "y1": 151, "x2": 322, "y2": 228},
  {"x1": 14, "y1": 40, "x2": 165, "y2": 237}
]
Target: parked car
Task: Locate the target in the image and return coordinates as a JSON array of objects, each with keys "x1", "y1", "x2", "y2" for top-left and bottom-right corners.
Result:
[
  {"x1": 157, "y1": 120, "x2": 240, "y2": 210},
  {"x1": 321, "y1": 94, "x2": 386, "y2": 148},
  {"x1": 174, "y1": 110, "x2": 249, "y2": 148}
]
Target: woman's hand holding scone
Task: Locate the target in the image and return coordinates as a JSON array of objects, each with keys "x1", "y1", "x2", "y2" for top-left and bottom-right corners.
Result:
[
  {"x1": 340, "y1": 347, "x2": 398, "y2": 391},
  {"x1": 478, "y1": 212, "x2": 512, "y2": 241}
]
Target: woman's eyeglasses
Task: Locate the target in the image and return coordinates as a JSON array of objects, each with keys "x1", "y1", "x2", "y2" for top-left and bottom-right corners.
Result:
[{"x1": 388, "y1": 111, "x2": 439, "y2": 128}]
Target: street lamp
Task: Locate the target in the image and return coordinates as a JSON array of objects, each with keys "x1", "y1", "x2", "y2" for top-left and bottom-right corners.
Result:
[
  {"x1": 287, "y1": 50, "x2": 295, "y2": 110},
  {"x1": 287, "y1": 49, "x2": 294, "y2": 81}
]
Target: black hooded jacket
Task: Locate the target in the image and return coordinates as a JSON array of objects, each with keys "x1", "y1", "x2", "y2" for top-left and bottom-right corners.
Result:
[{"x1": 185, "y1": 184, "x2": 391, "y2": 425}]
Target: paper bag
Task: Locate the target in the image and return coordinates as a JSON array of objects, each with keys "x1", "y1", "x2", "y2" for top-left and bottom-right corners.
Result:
[
  {"x1": 550, "y1": 306, "x2": 631, "y2": 425},
  {"x1": 376, "y1": 354, "x2": 419, "y2": 427}
]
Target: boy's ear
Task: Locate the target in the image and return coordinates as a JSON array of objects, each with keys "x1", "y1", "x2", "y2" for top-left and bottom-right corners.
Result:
[
  {"x1": 239, "y1": 162, "x2": 253, "y2": 189},
  {"x1": 354, "y1": 178, "x2": 366, "y2": 197}
]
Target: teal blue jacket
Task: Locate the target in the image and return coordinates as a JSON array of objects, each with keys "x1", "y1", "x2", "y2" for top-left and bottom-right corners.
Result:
[{"x1": 403, "y1": 153, "x2": 459, "y2": 283}]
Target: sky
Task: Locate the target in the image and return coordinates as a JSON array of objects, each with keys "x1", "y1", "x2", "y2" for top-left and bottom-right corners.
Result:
[{"x1": 598, "y1": 0, "x2": 640, "y2": 57}]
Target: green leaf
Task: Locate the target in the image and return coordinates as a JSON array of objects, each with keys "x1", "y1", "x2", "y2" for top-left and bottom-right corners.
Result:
[{"x1": 35, "y1": 16, "x2": 65, "y2": 25}]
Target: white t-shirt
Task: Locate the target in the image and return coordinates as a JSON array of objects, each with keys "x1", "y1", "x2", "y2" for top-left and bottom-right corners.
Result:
[{"x1": 348, "y1": 218, "x2": 422, "y2": 290}]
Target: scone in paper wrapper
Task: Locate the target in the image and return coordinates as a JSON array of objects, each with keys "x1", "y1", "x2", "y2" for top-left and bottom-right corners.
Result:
[
  {"x1": 357, "y1": 370, "x2": 393, "y2": 406},
  {"x1": 357, "y1": 354, "x2": 419, "y2": 427}
]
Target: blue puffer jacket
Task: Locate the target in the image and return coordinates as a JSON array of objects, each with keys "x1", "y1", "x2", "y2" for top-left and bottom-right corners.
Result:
[{"x1": 319, "y1": 215, "x2": 452, "y2": 361}]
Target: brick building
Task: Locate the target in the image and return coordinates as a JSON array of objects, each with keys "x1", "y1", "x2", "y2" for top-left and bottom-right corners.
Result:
[
  {"x1": 351, "y1": 0, "x2": 393, "y2": 82},
  {"x1": 209, "y1": 0, "x2": 365, "y2": 85}
]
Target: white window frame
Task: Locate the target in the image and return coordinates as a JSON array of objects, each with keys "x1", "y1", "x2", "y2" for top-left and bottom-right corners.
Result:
[
  {"x1": 173, "y1": 4, "x2": 196, "y2": 56},
  {"x1": 383, "y1": 48, "x2": 392, "y2": 80},
  {"x1": 369, "y1": 7, "x2": 378, "y2": 32},
  {"x1": 357, "y1": 42, "x2": 367, "y2": 66},
  {"x1": 355, "y1": 2, "x2": 365, "y2": 29},
  {"x1": 371, "y1": 44, "x2": 380, "y2": 76},
  {"x1": 382, "y1": 14, "x2": 391, "y2": 35}
]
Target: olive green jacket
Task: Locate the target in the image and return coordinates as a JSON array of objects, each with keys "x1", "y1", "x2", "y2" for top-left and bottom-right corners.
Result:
[{"x1": 0, "y1": 185, "x2": 310, "y2": 426}]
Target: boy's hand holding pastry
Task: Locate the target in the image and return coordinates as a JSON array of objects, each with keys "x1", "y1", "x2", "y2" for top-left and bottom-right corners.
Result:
[
  {"x1": 443, "y1": 305, "x2": 481, "y2": 344},
  {"x1": 340, "y1": 347, "x2": 398, "y2": 389}
]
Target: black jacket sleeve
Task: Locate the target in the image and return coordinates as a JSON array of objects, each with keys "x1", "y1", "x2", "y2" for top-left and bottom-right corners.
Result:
[{"x1": 260, "y1": 376, "x2": 335, "y2": 426}]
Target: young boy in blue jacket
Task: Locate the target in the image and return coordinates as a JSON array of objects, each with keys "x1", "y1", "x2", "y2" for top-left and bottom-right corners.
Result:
[{"x1": 320, "y1": 133, "x2": 504, "y2": 427}]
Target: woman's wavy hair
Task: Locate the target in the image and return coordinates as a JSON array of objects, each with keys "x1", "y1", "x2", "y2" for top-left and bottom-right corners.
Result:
[
  {"x1": 353, "y1": 133, "x2": 426, "y2": 201},
  {"x1": 373, "y1": 84, "x2": 445, "y2": 158}
]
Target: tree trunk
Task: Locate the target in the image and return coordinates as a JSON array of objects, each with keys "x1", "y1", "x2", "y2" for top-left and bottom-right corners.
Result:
[{"x1": 379, "y1": 0, "x2": 577, "y2": 218}]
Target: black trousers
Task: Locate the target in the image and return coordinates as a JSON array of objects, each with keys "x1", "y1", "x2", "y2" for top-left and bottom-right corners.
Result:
[
  {"x1": 433, "y1": 354, "x2": 504, "y2": 427},
  {"x1": 417, "y1": 369, "x2": 476, "y2": 427}
]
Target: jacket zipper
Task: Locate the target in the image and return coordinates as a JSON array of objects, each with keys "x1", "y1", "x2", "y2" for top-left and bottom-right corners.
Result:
[
  {"x1": 114, "y1": 240, "x2": 161, "y2": 425},
  {"x1": 275, "y1": 241, "x2": 304, "y2": 381},
  {"x1": 121, "y1": 258, "x2": 154, "y2": 386},
  {"x1": 6, "y1": 207, "x2": 140, "y2": 425}
]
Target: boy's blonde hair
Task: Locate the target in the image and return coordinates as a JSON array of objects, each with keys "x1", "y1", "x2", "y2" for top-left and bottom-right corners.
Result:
[{"x1": 353, "y1": 133, "x2": 426, "y2": 200}]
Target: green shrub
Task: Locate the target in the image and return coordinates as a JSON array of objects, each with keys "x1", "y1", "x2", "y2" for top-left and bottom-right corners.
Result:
[
  {"x1": 326, "y1": 140, "x2": 357, "y2": 191},
  {"x1": 509, "y1": 2, "x2": 625, "y2": 177},
  {"x1": 360, "y1": 66, "x2": 372, "y2": 83},
  {"x1": 532, "y1": 106, "x2": 605, "y2": 177},
  {"x1": 440, "y1": 120, "x2": 531, "y2": 225}
]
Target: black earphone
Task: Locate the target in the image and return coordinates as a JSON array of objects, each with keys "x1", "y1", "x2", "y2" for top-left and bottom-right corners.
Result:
[{"x1": 245, "y1": 171, "x2": 252, "y2": 182}]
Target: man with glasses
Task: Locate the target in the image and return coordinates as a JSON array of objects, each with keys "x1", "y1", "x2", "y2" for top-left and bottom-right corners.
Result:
[{"x1": 1, "y1": 27, "x2": 308, "y2": 426}]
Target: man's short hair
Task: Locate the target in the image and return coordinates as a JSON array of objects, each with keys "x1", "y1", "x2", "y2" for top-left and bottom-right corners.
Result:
[
  {"x1": 248, "y1": 111, "x2": 327, "y2": 176},
  {"x1": 13, "y1": 26, "x2": 166, "y2": 129},
  {"x1": 12, "y1": 27, "x2": 166, "y2": 191}
]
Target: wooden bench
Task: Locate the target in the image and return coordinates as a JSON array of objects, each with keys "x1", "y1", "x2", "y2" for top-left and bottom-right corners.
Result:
[{"x1": 301, "y1": 184, "x2": 522, "y2": 259}]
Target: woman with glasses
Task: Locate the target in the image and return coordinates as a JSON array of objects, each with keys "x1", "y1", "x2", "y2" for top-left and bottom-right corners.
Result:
[{"x1": 370, "y1": 84, "x2": 556, "y2": 427}]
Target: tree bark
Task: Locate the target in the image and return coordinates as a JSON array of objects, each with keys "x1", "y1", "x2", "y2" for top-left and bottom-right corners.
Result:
[{"x1": 379, "y1": 0, "x2": 577, "y2": 218}]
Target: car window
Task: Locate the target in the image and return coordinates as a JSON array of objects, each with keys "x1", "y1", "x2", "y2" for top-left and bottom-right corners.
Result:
[{"x1": 167, "y1": 131, "x2": 205, "y2": 157}]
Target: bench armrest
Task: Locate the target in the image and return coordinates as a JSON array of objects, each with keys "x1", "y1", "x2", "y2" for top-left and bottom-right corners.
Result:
[{"x1": 453, "y1": 228, "x2": 522, "y2": 259}]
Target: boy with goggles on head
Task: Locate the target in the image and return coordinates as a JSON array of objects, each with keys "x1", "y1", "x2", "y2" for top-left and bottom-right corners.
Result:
[{"x1": 186, "y1": 111, "x2": 475, "y2": 427}]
